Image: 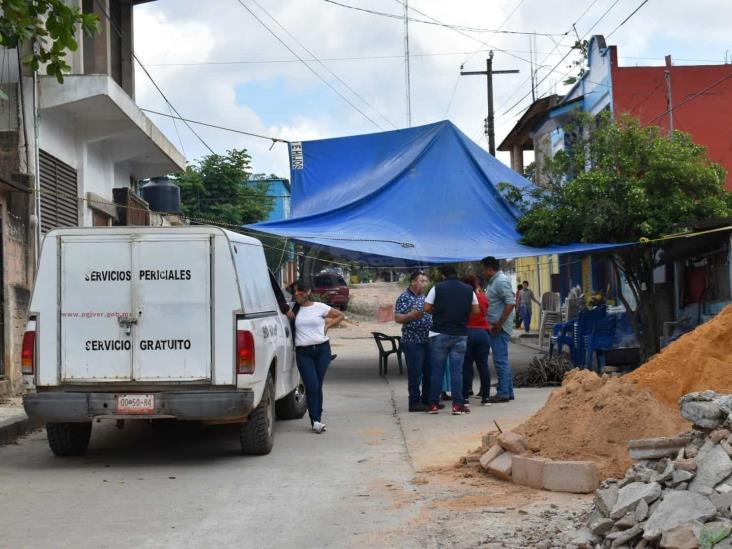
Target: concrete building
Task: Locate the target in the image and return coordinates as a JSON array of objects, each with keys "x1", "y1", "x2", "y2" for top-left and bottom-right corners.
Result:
[
  {"x1": 0, "y1": 0, "x2": 185, "y2": 395},
  {"x1": 499, "y1": 35, "x2": 732, "y2": 189}
]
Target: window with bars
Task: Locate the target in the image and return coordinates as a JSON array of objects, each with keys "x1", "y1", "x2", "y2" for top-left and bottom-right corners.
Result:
[{"x1": 39, "y1": 149, "x2": 79, "y2": 232}]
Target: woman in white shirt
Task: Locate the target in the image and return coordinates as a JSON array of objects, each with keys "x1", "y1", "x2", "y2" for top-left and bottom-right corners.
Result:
[{"x1": 291, "y1": 279, "x2": 345, "y2": 433}]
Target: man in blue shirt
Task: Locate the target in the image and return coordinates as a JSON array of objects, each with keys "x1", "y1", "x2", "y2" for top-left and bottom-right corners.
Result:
[
  {"x1": 395, "y1": 271, "x2": 433, "y2": 412},
  {"x1": 481, "y1": 256, "x2": 516, "y2": 403}
]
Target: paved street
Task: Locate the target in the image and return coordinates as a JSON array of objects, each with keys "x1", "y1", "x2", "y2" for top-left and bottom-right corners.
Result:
[{"x1": 0, "y1": 336, "x2": 571, "y2": 548}]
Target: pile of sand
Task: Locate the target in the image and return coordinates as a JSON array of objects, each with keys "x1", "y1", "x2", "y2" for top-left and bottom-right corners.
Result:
[
  {"x1": 516, "y1": 370, "x2": 690, "y2": 479},
  {"x1": 626, "y1": 305, "x2": 732, "y2": 407}
]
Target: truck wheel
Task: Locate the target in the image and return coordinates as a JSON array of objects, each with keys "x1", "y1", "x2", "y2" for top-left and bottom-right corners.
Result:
[
  {"x1": 240, "y1": 374, "x2": 275, "y2": 455},
  {"x1": 275, "y1": 380, "x2": 307, "y2": 420},
  {"x1": 46, "y1": 422, "x2": 92, "y2": 456}
]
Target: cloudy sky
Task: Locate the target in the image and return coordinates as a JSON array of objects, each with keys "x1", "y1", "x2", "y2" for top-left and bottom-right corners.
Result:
[{"x1": 133, "y1": 0, "x2": 732, "y2": 176}]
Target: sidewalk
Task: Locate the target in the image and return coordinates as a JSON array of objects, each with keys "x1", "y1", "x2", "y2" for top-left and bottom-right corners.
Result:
[{"x1": 0, "y1": 396, "x2": 41, "y2": 446}]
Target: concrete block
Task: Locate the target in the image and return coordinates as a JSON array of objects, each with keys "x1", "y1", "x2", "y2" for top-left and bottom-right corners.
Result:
[
  {"x1": 479, "y1": 445, "x2": 504, "y2": 471},
  {"x1": 594, "y1": 485, "x2": 619, "y2": 517},
  {"x1": 511, "y1": 455, "x2": 549, "y2": 489},
  {"x1": 628, "y1": 437, "x2": 690, "y2": 460},
  {"x1": 485, "y1": 451, "x2": 514, "y2": 480},
  {"x1": 542, "y1": 460, "x2": 599, "y2": 494},
  {"x1": 496, "y1": 431, "x2": 528, "y2": 455}
]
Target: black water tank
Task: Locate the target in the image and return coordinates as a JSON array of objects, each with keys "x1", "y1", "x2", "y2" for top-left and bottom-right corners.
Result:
[{"x1": 141, "y1": 176, "x2": 181, "y2": 213}]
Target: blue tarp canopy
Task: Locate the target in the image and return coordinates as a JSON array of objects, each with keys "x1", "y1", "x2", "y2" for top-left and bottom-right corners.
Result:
[{"x1": 248, "y1": 121, "x2": 624, "y2": 265}]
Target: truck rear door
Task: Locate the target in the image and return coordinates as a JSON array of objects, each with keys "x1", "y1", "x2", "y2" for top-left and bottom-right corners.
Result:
[{"x1": 60, "y1": 234, "x2": 212, "y2": 383}]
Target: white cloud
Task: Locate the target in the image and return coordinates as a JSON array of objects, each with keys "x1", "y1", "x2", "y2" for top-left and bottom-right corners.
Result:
[{"x1": 132, "y1": 0, "x2": 732, "y2": 173}]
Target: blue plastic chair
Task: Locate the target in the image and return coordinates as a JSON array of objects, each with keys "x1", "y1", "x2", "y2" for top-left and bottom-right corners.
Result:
[
  {"x1": 571, "y1": 305, "x2": 608, "y2": 368},
  {"x1": 585, "y1": 317, "x2": 617, "y2": 373},
  {"x1": 549, "y1": 320, "x2": 577, "y2": 357}
]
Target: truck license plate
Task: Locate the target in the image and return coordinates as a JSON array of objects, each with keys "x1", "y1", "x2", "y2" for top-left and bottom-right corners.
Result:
[{"x1": 117, "y1": 394, "x2": 155, "y2": 414}]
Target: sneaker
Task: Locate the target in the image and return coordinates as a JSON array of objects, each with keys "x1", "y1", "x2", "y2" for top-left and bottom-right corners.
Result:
[
  {"x1": 480, "y1": 399, "x2": 492, "y2": 406},
  {"x1": 452, "y1": 404, "x2": 463, "y2": 415},
  {"x1": 462, "y1": 403, "x2": 471, "y2": 414},
  {"x1": 427, "y1": 403, "x2": 439, "y2": 414},
  {"x1": 487, "y1": 396, "x2": 510, "y2": 404},
  {"x1": 313, "y1": 421, "x2": 327, "y2": 433},
  {"x1": 409, "y1": 403, "x2": 428, "y2": 412}
]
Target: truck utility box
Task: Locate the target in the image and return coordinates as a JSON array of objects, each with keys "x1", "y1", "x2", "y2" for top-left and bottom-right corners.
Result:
[{"x1": 23, "y1": 227, "x2": 306, "y2": 456}]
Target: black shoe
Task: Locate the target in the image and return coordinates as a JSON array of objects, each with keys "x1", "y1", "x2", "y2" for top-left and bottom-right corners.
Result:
[
  {"x1": 330, "y1": 354, "x2": 337, "y2": 361},
  {"x1": 487, "y1": 396, "x2": 510, "y2": 404},
  {"x1": 409, "y1": 403, "x2": 428, "y2": 412},
  {"x1": 440, "y1": 392, "x2": 451, "y2": 402}
]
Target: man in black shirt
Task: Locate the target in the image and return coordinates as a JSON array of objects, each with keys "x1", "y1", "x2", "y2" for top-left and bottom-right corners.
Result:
[{"x1": 423, "y1": 264, "x2": 479, "y2": 415}]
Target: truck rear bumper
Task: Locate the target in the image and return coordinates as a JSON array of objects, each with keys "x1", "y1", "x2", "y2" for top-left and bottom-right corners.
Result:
[{"x1": 23, "y1": 390, "x2": 255, "y2": 422}]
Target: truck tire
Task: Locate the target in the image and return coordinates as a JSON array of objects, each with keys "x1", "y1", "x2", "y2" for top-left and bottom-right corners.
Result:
[
  {"x1": 275, "y1": 380, "x2": 307, "y2": 420},
  {"x1": 240, "y1": 374, "x2": 275, "y2": 455},
  {"x1": 46, "y1": 422, "x2": 92, "y2": 456}
]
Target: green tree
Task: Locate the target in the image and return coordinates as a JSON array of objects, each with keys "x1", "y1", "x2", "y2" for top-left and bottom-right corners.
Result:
[
  {"x1": 177, "y1": 149, "x2": 274, "y2": 226},
  {"x1": 501, "y1": 113, "x2": 732, "y2": 359},
  {"x1": 0, "y1": 0, "x2": 99, "y2": 84}
]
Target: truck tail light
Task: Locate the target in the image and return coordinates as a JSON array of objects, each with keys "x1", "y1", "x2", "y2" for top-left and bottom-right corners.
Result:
[
  {"x1": 236, "y1": 330, "x2": 255, "y2": 374},
  {"x1": 21, "y1": 330, "x2": 36, "y2": 375}
]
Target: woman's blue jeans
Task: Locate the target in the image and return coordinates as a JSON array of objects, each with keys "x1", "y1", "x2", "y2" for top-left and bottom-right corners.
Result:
[
  {"x1": 463, "y1": 328, "x2": 491, "y2": 401},
  {"x1": 295, "y1": 341, "x2": 331, "y2": 424}
]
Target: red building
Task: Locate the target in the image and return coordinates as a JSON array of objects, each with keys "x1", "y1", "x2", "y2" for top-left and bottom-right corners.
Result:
[
  {"x1": 611, "y1": 50, "x2": 732, "y2": 189},
  {"x1": 500, "y1": 35, "x2": 732, "y2": 189}
]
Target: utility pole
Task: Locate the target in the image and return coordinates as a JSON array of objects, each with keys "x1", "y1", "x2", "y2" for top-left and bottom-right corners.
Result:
[
  {"x1": 461, "y1": 51, "x2": 519, "y2": 155},
  {"x1": 664, "y1": 55, "x2": 673, "y2": 136}
]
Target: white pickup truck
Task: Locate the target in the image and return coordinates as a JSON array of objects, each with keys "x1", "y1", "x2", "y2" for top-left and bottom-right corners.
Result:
[{"x1": 22, "y1": 226, "x2": 306, "y2": 456}]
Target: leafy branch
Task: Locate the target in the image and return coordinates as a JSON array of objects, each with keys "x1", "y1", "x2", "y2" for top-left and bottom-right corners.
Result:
[{"x1": 0, "y1": 0, "x2": 100, "y2": 83}]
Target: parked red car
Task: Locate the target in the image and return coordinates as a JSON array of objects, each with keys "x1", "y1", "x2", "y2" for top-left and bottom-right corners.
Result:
[{"x1": 313, "y1": 273, "x2": 349, "y2": 310}]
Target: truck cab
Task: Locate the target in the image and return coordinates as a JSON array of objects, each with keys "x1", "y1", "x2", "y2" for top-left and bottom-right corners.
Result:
[{"x1": 22, "y1": 227, "x2": 306, "y2": 456}]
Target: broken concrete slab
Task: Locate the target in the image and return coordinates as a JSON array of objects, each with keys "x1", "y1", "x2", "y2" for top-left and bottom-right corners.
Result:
[
  {"x1": 628, "y1": 437, "x2": 691, "y2": 460},
  {"x1": 496, "y1": 431, "x2": 528, "y2": 455},
  {"x1": 611, "y1": 482, "x2": 662, "y2": 520},
  {"x1": 675, "y1": 459, "x2": 698, "y2": 472},
  {"x1": 481, "y1": 432, "x2": 499, "y2": 452},
  {"x1": 607, "y1": 522, "x2": 644, "y2": 547},
  {"x1": 485, "y1": 451, "x2": 514, "y2": 480},
  {"x1": 672, "y1": 469, "x2": 695, "y2": 485},
  {"x1": 589, "y1": 517, "x2": 614, "y2": 537},
  {"x1": 680, "y1": 398, "x2": 726, "y2": 429},
  {"x1": 594, "y1": 485, "x2": 619, "y2": 517},
  {"x1": 511, "y1": 455, "x2": 548, "y2": 489},
  {"x1": 643, "y1": 491, "x2": 717, "y2": 540},
  {"x1": 542, "y1": 460, "x2": 599, "y2": 494},
  {"x1": 688, "y1": 441, "x2": 732, "y2": 493},
  {"x1": 479, "y1": 445, "x2": 504, "y2": 471},
  {"x1": 659, "y1": 520, "x2": 704, "y2": 549}
]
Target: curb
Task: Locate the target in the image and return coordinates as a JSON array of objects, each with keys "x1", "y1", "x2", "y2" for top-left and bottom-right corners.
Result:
[{"x1": 0, "y1": 412, "x2": 43, "y2": 446}]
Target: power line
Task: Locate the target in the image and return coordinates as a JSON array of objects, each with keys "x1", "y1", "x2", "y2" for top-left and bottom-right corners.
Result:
[
  {"x1": 645, "y1": 67, "x2": 732, "y2": 126},
  {"x1": 93, "y1": 0, "x2": 215, "y2": 154},
  {"x1": 235, "y1": 0, "x2": 384, "y2": 129},
  {"x1": 494, "y1": 0, "x2": 604, "y2": 115},
  {"x1": 607, "y1": 0, "x2": 650, "y2": 38},
  {"x1": 391, "y1": 0, "x2": 535, "y2": 67},
  {"x1": 500, "y1": 0, "x2": 621, "y2": 118},
  {"x1": 444, "y1": 0, "x2": 526, "y2": 118},
  {"x1": 249, "y1": 0, "x2": 396, "y2": 129},
  {"x1": 323, "y1": 0, "x2": 563, "y2": 37},
  {"x1": 140, "y1": 108, "x2": 289, "y2": 145}
]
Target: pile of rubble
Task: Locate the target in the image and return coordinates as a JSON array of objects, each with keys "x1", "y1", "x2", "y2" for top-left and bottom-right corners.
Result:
[{"x1": 584, "y1": 391, "x2": 732, "y2": 548}]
